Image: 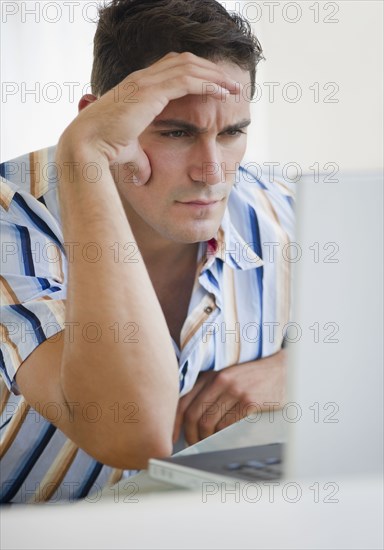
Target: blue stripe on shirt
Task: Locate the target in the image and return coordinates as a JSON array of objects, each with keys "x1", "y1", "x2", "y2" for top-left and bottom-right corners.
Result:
[
  {"x1": 74, "y1": 461, "x2": 103, "y2": 500},
  {"x1": 0, "y1": 423, "x2": 56, "y2": 503},
  {"x1": 0, "y1": 162, "x2": 6, "y2": 179},
  {"x1": 248, "y1": 205, "x2": 264, "y2": 356},
  {"x1": 16, "y1": 225, "x2": 35, "y2": 276},
  {"x1": 9, "y1": 304, "x2": 46, "y2": 345},
  {"x1": 37, "y1": 277, "x2": 50, "y2": 291},
  {"x1": 13, "y1": 193, "x2": 63, "y2": 251},
  {"x1": 0, "y1": 350, "x2": 12, "y2": 388},
  {"x1": 206, "y1": 269, "x2": 219, "y2": 290}
]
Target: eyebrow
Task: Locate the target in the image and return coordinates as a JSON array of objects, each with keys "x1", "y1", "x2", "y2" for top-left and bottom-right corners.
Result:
[{"x1": 151, "y1": 118, "x2": 252, "y2": 134}]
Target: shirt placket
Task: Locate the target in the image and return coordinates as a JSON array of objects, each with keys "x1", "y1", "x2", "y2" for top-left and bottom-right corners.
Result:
[{"x1": 177, "y1": 260, "x2": 223, "y2": 393}]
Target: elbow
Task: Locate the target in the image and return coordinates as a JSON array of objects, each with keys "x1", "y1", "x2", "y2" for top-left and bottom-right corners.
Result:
[
  {"x1": 59, "y1": 369, "x2": 178, "y2": 470},
  {"x1": 127, "y1": 429, "x2": 174, "y2": 469},
  {"x1": 96, "y1": 430, "x2": 173, "y2": 470},
  {"x1": 136, "y1": 435, "x2": 174, "y2": 469}
]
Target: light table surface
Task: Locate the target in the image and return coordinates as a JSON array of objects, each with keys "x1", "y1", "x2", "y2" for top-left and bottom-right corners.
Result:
[{"x1": 1, "y1": 412, "x2": 382, "y2": 550}]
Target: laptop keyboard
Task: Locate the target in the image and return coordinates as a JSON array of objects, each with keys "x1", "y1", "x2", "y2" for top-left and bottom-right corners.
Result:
[{"x1": 224, "y1": 455, "x2": 282, "y2": 480}]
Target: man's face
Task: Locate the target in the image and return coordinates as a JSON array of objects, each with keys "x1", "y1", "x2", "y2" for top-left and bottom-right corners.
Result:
[{"x1": 117, "y1": 62, "x2": 251, "y2": 244}]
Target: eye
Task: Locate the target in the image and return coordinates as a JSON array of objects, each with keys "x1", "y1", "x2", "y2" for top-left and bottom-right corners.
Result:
[
  {"x1": 160, "y1": 130, "x2": 189, "y2": 138},
  {"x1": 223, "y1": 129, "x2": 246, "y2": 137}
]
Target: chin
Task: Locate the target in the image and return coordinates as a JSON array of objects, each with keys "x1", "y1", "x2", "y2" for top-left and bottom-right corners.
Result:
[{"x1": 164, "y1": 221, "x2": 220, "y2": 244}]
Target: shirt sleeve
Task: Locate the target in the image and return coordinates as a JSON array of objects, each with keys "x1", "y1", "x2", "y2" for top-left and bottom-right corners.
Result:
[{"x1": 0, "y1": 177, "x2": 67, "y2": 394}]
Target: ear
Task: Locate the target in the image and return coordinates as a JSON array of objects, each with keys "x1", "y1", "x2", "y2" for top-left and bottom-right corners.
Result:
[{"x1": 78, "y1": 94, "x2": 98, "y2": 112}]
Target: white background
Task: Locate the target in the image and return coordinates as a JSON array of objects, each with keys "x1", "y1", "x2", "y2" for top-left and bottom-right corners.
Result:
[{"x1": 1, "y1": 0, "x2": 383, "y2": 176}]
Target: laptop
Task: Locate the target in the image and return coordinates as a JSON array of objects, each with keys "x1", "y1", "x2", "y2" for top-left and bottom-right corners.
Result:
[
  {"x1": 149, "y1": 173, "x2": 383, "y2": 488},
  {"x1": 149, "y1": 443, "x2": 283, "y2": 489}
]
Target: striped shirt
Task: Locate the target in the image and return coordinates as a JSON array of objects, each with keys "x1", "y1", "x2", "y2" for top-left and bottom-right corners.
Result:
[{"x1": 0, "y1": 146, "x2": 294, "y2": 503}]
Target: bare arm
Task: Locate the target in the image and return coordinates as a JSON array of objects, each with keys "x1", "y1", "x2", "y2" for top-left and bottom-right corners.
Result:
[
  {"x1": 16, "y1": 53, "x2": 238, "y2": 468},
  {"x1": 173, "y1": 349, "x2": 287, "y2": 445}
]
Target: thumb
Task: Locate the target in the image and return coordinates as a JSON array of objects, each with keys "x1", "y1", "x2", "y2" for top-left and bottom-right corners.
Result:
[
  {"x1": 172, "y1": 405, "x2": 184, "y2": 444},
  {"x1": 112, "y1": 146, "x2": 151, "y2": 186},
  {"x1": 172, "y1": 374, "x2": 214, "y2": 444}
]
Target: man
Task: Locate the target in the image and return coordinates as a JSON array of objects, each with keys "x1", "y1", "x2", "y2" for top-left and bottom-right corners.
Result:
[{"x1": 0, "y1": 0, "x2": 294, "y2": 503}]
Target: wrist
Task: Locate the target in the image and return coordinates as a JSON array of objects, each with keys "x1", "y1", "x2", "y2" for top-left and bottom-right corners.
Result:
[{"x1": 57, "y1": 128, "x2": 109, "y2": 167}]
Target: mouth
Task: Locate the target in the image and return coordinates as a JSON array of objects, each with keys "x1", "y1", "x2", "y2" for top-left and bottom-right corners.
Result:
[{"x1": 176, "y1": 198, "x2": 224, "y2": 207}]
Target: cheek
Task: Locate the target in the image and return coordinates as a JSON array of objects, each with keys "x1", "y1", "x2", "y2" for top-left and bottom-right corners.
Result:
[
  {"x1": 142, "y1": 142, "x2": 184, "y2": 177},
  {"x1": 126, "y1": 146, "x2": 181, "y2": 207},
  {"x1": 232, "y1": 134, "x2": 248, "y2": 157},
  {"x1": 221, "y1": 141, "x2": 247, "y2": 174}
]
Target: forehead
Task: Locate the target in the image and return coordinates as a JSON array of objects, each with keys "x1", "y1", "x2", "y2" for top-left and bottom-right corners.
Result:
[{"x1": 153, "y1": 62, "x2": 251, "y2": 127}]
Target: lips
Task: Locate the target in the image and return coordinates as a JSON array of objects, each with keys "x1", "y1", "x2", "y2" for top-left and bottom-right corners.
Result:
[
  {"x1": 184, "y1": 200, "x2": 218, "y2": 205},
  {"x1": 177, "y1": 198, "x2": 223, "y2": 205}
]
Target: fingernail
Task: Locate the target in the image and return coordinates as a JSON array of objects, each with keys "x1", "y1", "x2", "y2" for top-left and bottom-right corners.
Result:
[{"x1": 132, "y1": 176, "x2": 144, "y2": 186}]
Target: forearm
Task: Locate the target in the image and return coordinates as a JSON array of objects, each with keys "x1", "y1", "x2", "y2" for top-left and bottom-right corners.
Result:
[
  {"x1": 55, "y1": 140, "x2": 179, "y2": 463},
  {"x1": 40, "y1": 53, "x2": 236, "y2": 463},
  {"x1": 239, "y1": 348, "x2": 287, "y2": 409},
  {"x1": 176, "y1": 348, "x2": 288, "y2": 445}
]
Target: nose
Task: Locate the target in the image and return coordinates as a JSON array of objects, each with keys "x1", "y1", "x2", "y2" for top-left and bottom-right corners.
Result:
[{"x1": 188, "y1": 140, "x2": 223, "y2": 186}]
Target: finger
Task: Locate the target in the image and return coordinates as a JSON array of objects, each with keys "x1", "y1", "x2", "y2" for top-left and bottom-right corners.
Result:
[
  {"x1": 183, "y1": 384, "x2": 223, "y2": 445},
  {"x1": 197, "y1": 396, "x2": 239, "y2": 442},
  {"x1": 142, "y1": 51, "x2": 240, "y2": 92},
  {"x1": 215, "y1": 399, "x2": 251, "y2": 432},
  {"x1": 154, "y1": 78, "x2": 230, "y2": 107},
  {"x1": 172, "y1": 374, "x2": 212, "y2": 444},
  {"x1": 130, "y1": 149, "x2": 151, "y2": 186},
  {"x1": 172, "y1": 408, "x2": 183, "y2": 444},
  {"x1": 112, "y1": 145, "x2": 151, "y2": 187},
  {"x1": 148, "y1": 67, "x2": 240, "y2": 97},
  {"x1": 126, "y1": 54, "x2": 241, "y2": 98}
]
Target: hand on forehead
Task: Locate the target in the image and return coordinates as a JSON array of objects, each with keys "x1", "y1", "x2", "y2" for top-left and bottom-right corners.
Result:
[{"x1": 151, "y1": 61, "x2": 251, "y2": 134}]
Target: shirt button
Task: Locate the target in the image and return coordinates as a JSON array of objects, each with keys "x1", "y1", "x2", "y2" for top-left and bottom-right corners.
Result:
[{"x1": 204, "y1": 306, "x2": 213, "y2": 314}]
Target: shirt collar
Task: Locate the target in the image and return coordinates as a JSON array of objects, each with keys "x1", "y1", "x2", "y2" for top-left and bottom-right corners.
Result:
[{"x1": 199, "y1": 209, "x2": 264, "y2": 272}]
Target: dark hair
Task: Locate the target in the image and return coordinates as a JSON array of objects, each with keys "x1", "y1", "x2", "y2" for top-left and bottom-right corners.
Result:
[{"x1": 91, "y1": 0, "x2": 263, "y2": 98}]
